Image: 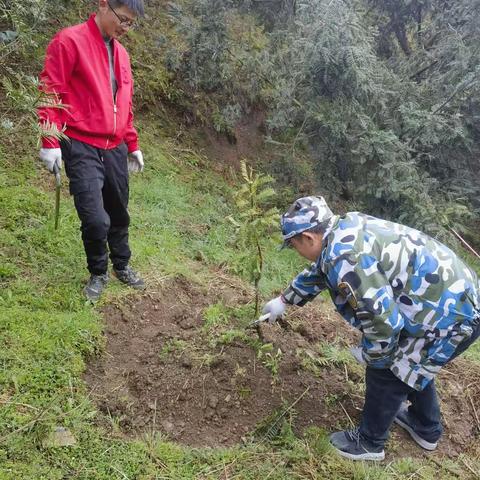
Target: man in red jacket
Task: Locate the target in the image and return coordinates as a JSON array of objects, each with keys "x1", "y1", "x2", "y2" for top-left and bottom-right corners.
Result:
[{"x1": 38, "y1": 0, "x2": 146, "y2": 302}]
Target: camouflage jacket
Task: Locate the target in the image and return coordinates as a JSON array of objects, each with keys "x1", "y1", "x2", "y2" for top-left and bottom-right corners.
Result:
[{"x1": 283, "y1": 213, "x2": 480, "y2": 391}]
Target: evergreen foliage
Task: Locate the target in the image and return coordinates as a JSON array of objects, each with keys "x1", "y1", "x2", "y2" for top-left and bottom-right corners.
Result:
[
  {"x1": 229, "y1": 161, "x2": 279, "y2": 315},
  {"x1": 1, "y1": 0, "x2": 479, "y2": 241},
  {"x1": 162, "y1": 0, "x2": 480, "y2": 246},
  {"x1": 166, "y1": 0, "x2": 274, "y2": 134},
  {"x1": 0, "y1": 0, "x2": 79, "y2": 144}
]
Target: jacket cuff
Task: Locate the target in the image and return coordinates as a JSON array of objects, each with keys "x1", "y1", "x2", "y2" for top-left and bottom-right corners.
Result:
[
  {"x1": 282, "y1": 286, "x2": 309, "y2": 306},
  {"x1": 126, "y1": 140, "x2": 139, "y2": 153},
  {"x1": 42, "y1": 137, "x2": 60, "y2": 149}
]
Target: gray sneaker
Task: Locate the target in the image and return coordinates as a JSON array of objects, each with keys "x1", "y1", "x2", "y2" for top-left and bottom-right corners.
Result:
[
  {"x1": 84, "y1": 273, "x2": 109, "y2": 302},
  {"x1": 330, "y1": 427, "x2": 385, "y2": 461},
  {"x1": 394, "y1": 405, "x2": 438, "y2": 451},
  {"x1": 113, "y1": 265, "x2": 145, "y2": 290}
]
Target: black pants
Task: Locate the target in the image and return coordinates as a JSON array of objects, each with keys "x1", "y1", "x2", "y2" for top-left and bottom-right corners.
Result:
[
  {"x1": 359, "y1": 317, "x2": 480, "y2": 449},
  {"x1": 60, "y1": 138, "x2": 131, "y2": 275}
]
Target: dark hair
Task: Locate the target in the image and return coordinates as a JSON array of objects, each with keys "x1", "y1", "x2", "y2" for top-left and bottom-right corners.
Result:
[
  {"x1": 285, "y1": 222, "x2": 327, "y2": 248},
  {"x1": 290, "y1": 221, "x2": 330, "y2": 242},
  {"x1": 306, "y1": 223, "x2": 328, "y2": 234},
  {"x1": 109, "y1": 0, "x2": 145, "y2": 16}
]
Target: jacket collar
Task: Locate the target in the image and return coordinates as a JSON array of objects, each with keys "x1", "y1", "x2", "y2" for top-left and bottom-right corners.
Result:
[
  {"x1": 87, "y1": 13, "x2": 117, "y2": 49},
  {"x1": 317, "y1": 214, "x2": 340, "y2": 272}
]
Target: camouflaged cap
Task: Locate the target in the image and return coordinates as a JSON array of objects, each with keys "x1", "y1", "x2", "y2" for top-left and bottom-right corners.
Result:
[
  {"x1": 282, "y1": 212, "x2": 480, "y2": 391},
  {"x1": 281, "y1": 196, "x2": 333, "y2": 248}
]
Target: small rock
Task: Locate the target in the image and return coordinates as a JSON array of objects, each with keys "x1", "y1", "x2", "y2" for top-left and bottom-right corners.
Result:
[
  {"x1": 161, "y1": 420, "x2": 174, "y2": 433},
  {"x1": 43, "y1": 427, "x2": 76, "y2": 448},
  {"x1": 219, "y1": 407, "x2": 229, "y2": 418},
  {"x1": 179, "y1": 317, "x2": 195, "y2": 329},
  {"x1": 180, "y1": 356, "x2": 193, "y2": 369},
  {"x1": 224, "y1": 394, "x2": 231, "y2": 403},
  {"x1": 204, "y1": 408, "x2": 215, "y2": 420},
  {"x1": 208, "y1": 395, "x2": 219, "y2": 409}
]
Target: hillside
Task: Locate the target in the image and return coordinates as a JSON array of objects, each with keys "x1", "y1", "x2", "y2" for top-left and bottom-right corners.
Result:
[
  {"x1": 1, "y1": 0, "x2": 480, "y2": 479},
  {"x1": 1, "y1": 114, "x2": 480, "y2": 477}
]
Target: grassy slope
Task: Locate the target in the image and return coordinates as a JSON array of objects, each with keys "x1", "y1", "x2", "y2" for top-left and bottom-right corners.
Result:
[{"x1": 1, "y1": 118, "x2": 480, "y2": 480}]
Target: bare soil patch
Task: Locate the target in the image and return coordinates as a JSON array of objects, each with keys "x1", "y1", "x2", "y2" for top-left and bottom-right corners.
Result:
[
  {"x1": 200, "y1": 109, "x2": 266, "y2": 171},
  {"x1": 84, "y1": 277, "x2": 480, "y2": 458}
]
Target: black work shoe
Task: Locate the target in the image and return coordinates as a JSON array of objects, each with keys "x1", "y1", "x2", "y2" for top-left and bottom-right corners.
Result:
[
  {"x1": 394, "y1": 405, "x2": 438, "y2": 451},
  {"x1": 113, "y1": 265, "x2": 145, "y2": 290},
  {"x1": 330, "y1": 427, "x2": 385, "y2": 461},
  {"x1": 84, "y1": 273, "x2": 109, "y2": 302}
]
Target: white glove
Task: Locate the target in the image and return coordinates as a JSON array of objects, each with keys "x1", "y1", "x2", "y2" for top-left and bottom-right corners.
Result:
[
  {"x1": 128, "y1": 150, "x2": 144, "y2": 173},
  {"x1": 39, "y1": 148, "x2": 62, "y2": 173},
  {"x1": 350, "y1": 346, "x2": 366, "y2": 365},
  {"x1": 262, "y1": 296, "x2": 287, "y2": 323}
]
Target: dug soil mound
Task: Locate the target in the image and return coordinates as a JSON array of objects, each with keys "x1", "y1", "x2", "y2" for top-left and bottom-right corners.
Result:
[{"x1": 84, "y1": 276, "x2": 480, "y2": 458}]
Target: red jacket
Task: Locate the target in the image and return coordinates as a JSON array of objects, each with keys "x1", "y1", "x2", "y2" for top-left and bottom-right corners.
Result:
[{"x1": 38, "y1": 14, "x2": 139, "y2": 152}]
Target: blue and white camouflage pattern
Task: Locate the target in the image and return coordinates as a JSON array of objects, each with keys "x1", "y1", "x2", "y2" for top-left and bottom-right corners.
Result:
[
  {"x1": 282, "y1": 212, "x2": 480, "y2": 391},
  {"x1": 281, "y1": 196, "x2": 333, "y2": 242}
]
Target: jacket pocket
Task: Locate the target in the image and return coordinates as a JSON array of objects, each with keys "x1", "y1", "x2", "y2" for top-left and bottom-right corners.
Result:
[{"x1": 121, "y1": 65, "x2": 131, "y2": 85}]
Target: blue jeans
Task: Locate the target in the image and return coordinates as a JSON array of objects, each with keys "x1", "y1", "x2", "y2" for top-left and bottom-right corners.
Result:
[{"x1": 359, "y1": 318, "x2": 480, "y2": 449}]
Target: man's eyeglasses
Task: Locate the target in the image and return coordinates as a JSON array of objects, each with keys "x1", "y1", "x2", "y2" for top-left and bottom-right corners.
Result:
[{"x1": 107, "y1": 2, "x2": 136, "y2": 28}]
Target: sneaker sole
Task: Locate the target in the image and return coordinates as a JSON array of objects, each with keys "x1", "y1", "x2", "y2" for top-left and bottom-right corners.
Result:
[
  {"x1": 333, "y1": 447, "x2": 385, "y2": 461},
  {"x1": 84, "y1": 290, "x2": 102, "y2": 303},
  {"x1": 394, "y1": 417, "x2": 438, "y2": 451}
]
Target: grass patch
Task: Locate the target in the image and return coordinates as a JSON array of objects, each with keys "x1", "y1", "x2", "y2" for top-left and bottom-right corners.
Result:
[
  {"x1": 1, "y1": 119, "x2": 480, "y2": 479},
  {"x1": 463, "y1": 340, "x2": 480, "y2": 362},
  {"x1": 158, "y1": 339, "x2": 189, "y2": 362},
  {"x1": 202, "y1": 302, "x2": 231, "y2": 332}
]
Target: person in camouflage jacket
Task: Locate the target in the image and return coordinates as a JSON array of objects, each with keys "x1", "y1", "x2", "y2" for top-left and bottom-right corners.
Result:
[{"x1": 263, "y1": 196, "x2": 480, "y2": 461}]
